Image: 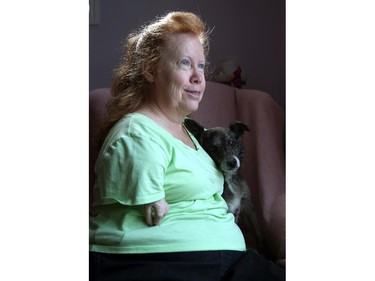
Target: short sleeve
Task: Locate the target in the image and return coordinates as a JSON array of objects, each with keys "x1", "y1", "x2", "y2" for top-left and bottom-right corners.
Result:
[{"x1": 94, "y1": 135, "x2": 169, "y2": 206}]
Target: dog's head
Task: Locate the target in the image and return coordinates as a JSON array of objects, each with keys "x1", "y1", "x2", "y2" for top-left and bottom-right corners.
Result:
[{"x1": 184, "y1": 118, "x2": 250, "y2": 174}]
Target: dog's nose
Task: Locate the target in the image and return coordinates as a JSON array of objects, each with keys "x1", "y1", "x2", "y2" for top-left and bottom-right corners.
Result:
[{"x1": 226, "y1": 158, "x2": 238, "y2": 169}]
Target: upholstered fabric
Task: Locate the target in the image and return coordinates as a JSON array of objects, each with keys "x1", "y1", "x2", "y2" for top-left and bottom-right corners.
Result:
[
  {"x1": 235, "y1": 88, "x2": 285, "y2": 263},
  {"x1": 89, "y1": 81, "x2": 285, "y2": 264},
  {"x1": 190, "y1": 82, "x2": 237, "y2": 128}
]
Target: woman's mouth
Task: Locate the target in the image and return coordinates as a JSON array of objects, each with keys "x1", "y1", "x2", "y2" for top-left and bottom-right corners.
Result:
[{"x1": 185, "y1": 89, "x2": 201, "y2": 99}]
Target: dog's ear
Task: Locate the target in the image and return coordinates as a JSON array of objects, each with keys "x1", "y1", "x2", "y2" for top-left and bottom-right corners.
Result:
[
  {"x1": 183, "y1": 118, "x2": 205, "y2": 141},
  {"x1": 229, "y1": 121, "x2": 250, "y2": 140}
]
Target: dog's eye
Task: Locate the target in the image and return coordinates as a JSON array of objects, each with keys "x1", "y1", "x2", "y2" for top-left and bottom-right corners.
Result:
[{"x1": 210, "y1": 144, "x2": 219, "y2": 151}]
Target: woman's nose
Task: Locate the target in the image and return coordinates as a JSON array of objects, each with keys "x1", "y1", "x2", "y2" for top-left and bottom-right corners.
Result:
[{"x1": 190, "y1": 68, "x2": 203, "y2": 84}]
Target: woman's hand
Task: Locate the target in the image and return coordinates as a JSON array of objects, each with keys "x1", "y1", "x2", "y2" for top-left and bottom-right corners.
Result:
[{"x1": 144, "y1": 199, "x2": 170, "y2": 226}]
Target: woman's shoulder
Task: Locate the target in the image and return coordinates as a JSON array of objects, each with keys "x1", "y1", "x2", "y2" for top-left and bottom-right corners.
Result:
[
  {"x1": 103, "y1": 113, "x2": 174, "y2": 151},
  {"x1": 96, "y1": 113, "x2": 172, "y2": 170},
  {"x1": 116, "y1": 113, "x2": 172, "y2": 141}
]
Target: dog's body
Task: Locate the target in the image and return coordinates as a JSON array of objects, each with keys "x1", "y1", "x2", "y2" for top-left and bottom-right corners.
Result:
[
  {"x1": 184, "y1": 118, "x2": 250, "y2": 217},
  {"x1": 184, "y1": 118, "x2": 264, "y2": 252}
]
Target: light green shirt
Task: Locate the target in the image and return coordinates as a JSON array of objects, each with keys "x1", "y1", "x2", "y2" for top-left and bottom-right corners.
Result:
[{"x1": 89, "y1": 113, "x2": 246, "y2": 253}]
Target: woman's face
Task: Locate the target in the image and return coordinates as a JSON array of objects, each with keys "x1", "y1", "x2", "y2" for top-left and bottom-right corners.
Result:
[{"x1": 150, "y1": 33, "x2": 206, "y2": 117}]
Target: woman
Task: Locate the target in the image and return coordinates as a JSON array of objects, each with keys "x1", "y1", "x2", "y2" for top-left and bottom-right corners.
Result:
[{"x1": 90, "y1": 11, "x2": 284, "y2": 281}]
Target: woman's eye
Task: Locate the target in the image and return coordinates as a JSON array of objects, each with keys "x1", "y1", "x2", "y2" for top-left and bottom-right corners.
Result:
[
  {"x1": 179, "y1": 59, "x2": 191, "y2": 70},
  {"x1": 198, "y1": 63, "x2": 205, "y2": 72},
  {"x1": 178, "y1": 59, "x2": 205, "y2": 72}
]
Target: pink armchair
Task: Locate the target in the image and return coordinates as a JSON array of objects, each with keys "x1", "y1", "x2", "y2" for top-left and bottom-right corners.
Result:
[{"x1": 89, "y1": 81, "x2": 285, "y2": 266}]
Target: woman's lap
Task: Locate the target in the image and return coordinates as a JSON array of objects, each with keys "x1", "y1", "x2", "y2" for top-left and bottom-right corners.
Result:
[
  {"x1": 89, "y1": 250, "x2": 284, "y2": 281},
  {"x1": 224, "y1": 250, "x2": 285, "y2": 281}
]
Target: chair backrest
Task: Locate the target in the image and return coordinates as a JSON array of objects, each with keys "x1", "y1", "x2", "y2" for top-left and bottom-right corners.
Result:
[
  {"x1": 234, "y1": 87, "x2": 285, "y2": 261},
  {"x1": 190, "y1": 81, "x2": 238, "y2": 127}
]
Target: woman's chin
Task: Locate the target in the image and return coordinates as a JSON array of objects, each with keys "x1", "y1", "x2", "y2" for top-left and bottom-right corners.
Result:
[{"x1": 185, "y1": 102, "x2": 201, "y2": 115}]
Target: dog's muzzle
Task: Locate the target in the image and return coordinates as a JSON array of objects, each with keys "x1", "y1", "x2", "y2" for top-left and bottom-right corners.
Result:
[{"x1": 222, "y1": 156, "x2": 240, "y2": 173}]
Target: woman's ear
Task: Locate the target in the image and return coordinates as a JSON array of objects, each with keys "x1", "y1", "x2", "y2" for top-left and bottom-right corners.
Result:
[{"x1": 143, "y1": 62, "x2": 155, "y2": 83}]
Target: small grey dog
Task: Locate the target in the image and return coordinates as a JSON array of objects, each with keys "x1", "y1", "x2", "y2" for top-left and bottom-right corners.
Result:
[
  {"x1": 184, "y1": 118, "x2": 264, "y2": 251},
  {"x1": 184, "y1": 118, "x2": 250, "y2": 217}
]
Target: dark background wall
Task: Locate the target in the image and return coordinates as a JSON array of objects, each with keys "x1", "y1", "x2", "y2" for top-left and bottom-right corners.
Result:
[{"x1": 89, "y1": 0, "x2": 285, "y2": 109}]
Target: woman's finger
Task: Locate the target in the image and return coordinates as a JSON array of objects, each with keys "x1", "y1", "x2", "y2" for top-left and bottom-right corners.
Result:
[
  {"x1": 144, "y1": 199, "x2": 170, "y2": 226},
  {"x1": 145, "y1": 204, "x2": 153, "y2": 226},
  {"x1": 152, "y1": 207, "x2": 165, "y2": 226}
]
